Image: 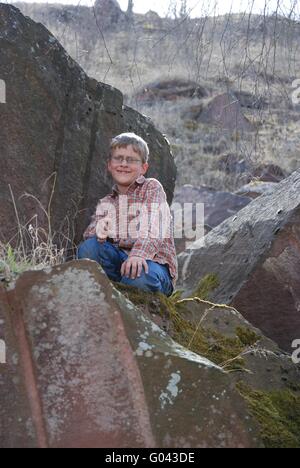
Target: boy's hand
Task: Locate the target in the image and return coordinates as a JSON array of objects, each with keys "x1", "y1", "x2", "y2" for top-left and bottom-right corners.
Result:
[
  {"x1": 96, "y1": 218, "x2": 113, "y2": 242},
  {"x1": 121, "y1": 256, "x2": 149, "y2": 280}
]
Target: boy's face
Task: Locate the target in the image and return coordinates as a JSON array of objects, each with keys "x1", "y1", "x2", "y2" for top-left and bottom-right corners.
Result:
[{"x1": 107, "y1": 144, "x2": 149, "y2": 193}]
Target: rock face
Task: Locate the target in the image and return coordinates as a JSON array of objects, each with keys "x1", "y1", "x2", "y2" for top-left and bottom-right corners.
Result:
[
  {"x1": 171, "y1": 184, "x2": 252, "y2": 253},
  {"x1": 0, "y1": 4, "x2": 176, "y2": 248},
  {"x1": 177, "y1": 169, "x2": 300, "y2": 351},
  {"x1": 172, "y1": 184, "x2": 251, "y2": 229},
  {"x1": 183, "y1": 93, "x2": 254, "y2": 132},
  {"x1": 0, "y1": 260, "x2": 262, "y2": 448}
]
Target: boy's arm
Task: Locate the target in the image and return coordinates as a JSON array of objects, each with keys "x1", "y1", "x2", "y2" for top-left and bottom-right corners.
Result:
[
  {"x1": 82, "y1": 200, "x2": 108, "y2": 240},
  {"x1": 83, "y1": 212, "x2": 97, "y2": 240},
  {"x1": 128, "y1": 180, "x2": 171, "y2": 260}
]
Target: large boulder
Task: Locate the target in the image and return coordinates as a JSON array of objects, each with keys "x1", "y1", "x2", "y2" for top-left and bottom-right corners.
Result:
[
  {"x1": 0, "y1": 4, "x2": 176, "y2": 249},
  {"x1": 2, "y1": 260, "x2": 300, "y2": 448},
  {"x1": 171, "y1": 184, "x2": 251, "y2": 253},
  {"x1": 172, "y1": 184, "x2": 251, "y2": 229},
  {"x1": 183, "y1": 92, "x2": 255, "y2": 133},
  {"x1": 0, "y1": 260, "x2": 263, "y2": 448},
  {"x1": 134, "y1": 79, "x2": 208, "y2": 105},
  {"x1": 177, "y1": 169, "x2": 300, "y2": 351}
]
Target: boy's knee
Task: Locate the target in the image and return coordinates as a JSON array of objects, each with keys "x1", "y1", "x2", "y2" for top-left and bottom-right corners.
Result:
[
  {"x1": 77, "y1": 237, "x2": 97, "y2": 259},
  {"x1": 120, "y1": 273, "x2": 160, "y2": 293}
]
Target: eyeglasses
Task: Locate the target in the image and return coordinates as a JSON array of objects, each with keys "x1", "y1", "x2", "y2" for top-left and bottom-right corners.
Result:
[{"x1": 111, "y1": 155, "x2": 143, "y2": 165}]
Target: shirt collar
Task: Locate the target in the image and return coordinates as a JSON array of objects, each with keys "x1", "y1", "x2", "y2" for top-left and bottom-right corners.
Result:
[{"x1": 112, "y1": 175, "x2": 146, "y2": 196}]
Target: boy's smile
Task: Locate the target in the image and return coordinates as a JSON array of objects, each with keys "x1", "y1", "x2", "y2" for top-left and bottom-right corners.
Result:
[{"x1": 107, "y1": 144, "x2": 149, "y2": 194}]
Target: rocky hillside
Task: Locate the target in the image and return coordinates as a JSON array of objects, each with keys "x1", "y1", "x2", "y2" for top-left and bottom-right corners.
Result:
[{"x1": 12, "y1": 0, "x2": 300, "y2": 206}]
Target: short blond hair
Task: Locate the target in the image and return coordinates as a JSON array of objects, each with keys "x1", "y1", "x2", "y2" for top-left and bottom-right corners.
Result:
[{"x1": 110, "y1": 132, "x2": 149, "y2": 163}]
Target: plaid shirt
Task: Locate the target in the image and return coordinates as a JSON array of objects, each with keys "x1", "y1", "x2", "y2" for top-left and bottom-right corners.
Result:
[{"x1": 83, "y1": 176, "x2": 178, "y2": 287}]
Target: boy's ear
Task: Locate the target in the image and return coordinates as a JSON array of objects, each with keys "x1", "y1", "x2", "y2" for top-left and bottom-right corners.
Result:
[
  {"x1": 107, "y1": 161, "x2": 112, "y2": 176},
  {"x1": 142, "y1": 163, "x2": 149, "y2": 174}
]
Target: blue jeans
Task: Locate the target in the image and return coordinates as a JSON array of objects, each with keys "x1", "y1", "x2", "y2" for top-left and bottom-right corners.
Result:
[{"x1": 76, "y1": 236, "x2": 174, "y2": 297}]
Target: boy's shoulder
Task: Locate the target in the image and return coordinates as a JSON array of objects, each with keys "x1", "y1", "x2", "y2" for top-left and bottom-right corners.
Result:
[
  {"x1": 143, "y1": 177, "x2": 164, "y2": 190},
  {"x1": 96, "y1": 178, "x2": 165, "y2": 205}
]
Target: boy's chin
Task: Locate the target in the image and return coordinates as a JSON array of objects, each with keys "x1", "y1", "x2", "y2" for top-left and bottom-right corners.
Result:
[
  {"x1": 114, "y1": 174, "x2": 134, "y2": 182},
  {"x1": 115, "y1": 178, "x2": 134, "y2": 186}
]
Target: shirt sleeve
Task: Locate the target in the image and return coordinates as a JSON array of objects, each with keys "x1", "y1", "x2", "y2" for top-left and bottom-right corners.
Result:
[
  {"x1": 82, "y1": 198, "x2": 110, "y2": 240},
  {"x1": 83, "y1": 211, "x2": 97, "y2": 240},
  {"x1": 129, "y1": 180, "x2": 172, "y2": 260}
]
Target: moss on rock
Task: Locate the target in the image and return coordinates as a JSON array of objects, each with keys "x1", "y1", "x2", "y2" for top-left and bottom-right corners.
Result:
[
  {"x1": 237, "y1": 382, "x2": 300, "y2": 448},
  {"x1": 113, "y1": 282, "x2": 300, "y2": 447},
  {"x1": 236, "y1": 326, "x2": 260, "y2": 347},
  {"x1": 193, "y1": 273, "x2": 220, "y2": 300},
  {"x1": 113, "y1": 282, "x2": 259, "y2": 372}
]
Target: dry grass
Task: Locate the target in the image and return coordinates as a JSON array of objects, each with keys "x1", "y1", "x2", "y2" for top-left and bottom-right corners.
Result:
[
  {"x1": 4, "y1": 4, "x2": 300, "y2": 196},
  {"x1": 0, "y1": 173, "x2": 76, "y2": 283},
  {"x1": 132, "y1": 97, "x2": 298, "y2": 192}
]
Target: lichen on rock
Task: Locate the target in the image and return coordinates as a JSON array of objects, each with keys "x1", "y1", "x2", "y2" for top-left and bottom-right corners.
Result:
[
  {"x1": 113, "y1": 280, "x2": 300, "y2": 448},
  {"x1": 114, "y1": 282, "x2": 261, "y2": 372}
]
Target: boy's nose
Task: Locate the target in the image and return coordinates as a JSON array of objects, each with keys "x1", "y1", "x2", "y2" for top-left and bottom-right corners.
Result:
[{"x1": 120, "y1": 159, "x2": 129, "y2": 166}]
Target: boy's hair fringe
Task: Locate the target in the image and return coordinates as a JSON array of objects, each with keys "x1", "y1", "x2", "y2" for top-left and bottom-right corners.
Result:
[{"x1": 109, "y1": 132, "x2": 149, "y2": 163}]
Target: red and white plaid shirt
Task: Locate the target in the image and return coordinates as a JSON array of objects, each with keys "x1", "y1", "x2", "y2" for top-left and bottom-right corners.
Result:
[{"x1": 83, "y1": 176, "x2": 178, "y2": 287}]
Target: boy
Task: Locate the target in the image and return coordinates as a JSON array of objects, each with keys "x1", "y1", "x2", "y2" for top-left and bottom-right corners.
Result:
[{"x1": 77, "y1": 133, "x2": 178, "y2": 297}]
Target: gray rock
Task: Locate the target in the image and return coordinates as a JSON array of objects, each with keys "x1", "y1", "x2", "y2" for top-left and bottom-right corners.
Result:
[
  {"x1": 177, "y1": 169, "x2": 300, "y2": 351},
  {"x1": 172, "y1": 185, "x2": 252, "y2": 253},
  {"x1": 174, "y1": 298, "x2": 299, "y2": 392},
  {"x1": 0, "y1": 260, "x2": 262, "y2": 448},
  {"x1": 134, "y1": 78, "x2": 208, "y2": 105},
  {"x1": 182, "y1": 92, "x2": 255, "y2": 133}
]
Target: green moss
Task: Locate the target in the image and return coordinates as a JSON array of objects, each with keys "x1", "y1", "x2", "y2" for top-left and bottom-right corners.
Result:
[
  {"x1": 193, "y1": 273, "x2": 220, "y2": 300},
  {"x1": 113, "y1": 282, "x2": 179, "y2": 332},
  {"x1": 236, "y1": 326, "x2": 260, "y2": 347},
  {"x1": 237, "y1": 382, "x2": 300, "y2": 448},
  {"x1": 113, "y1": 282, "x2": 256, "y2": 372},
  {"x1": 113, "y1": 282, "x2": 151, "y2": 304}
]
